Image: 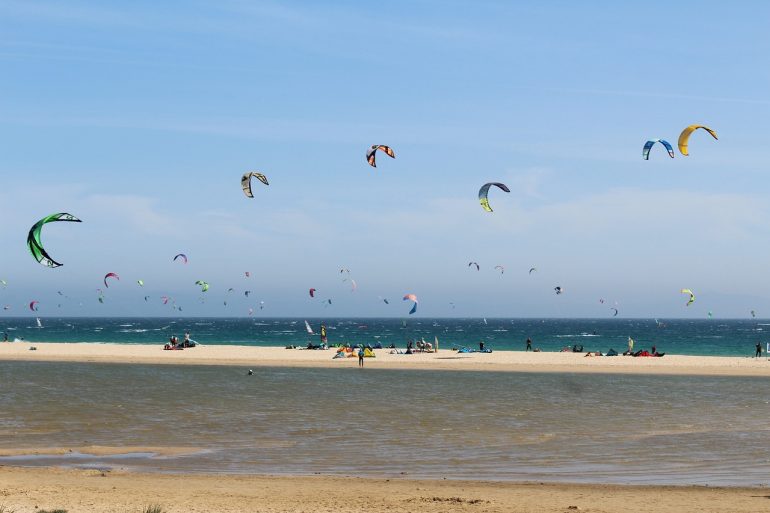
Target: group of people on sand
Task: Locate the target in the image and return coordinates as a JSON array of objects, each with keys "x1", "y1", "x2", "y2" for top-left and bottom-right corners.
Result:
[
  {"x1": 163, "y1": 331, "x2": 195, "y2": 350},
  {"x1": 529, "y1": 335, "x2": 663, "y2": 357}
]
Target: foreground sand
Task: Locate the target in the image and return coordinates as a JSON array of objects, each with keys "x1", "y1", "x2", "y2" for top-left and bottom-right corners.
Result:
[
  {"x1": 0, "y1": 466, "x2": 767, "y2": 513},
  {"x1": 1, "y1": 341, "x2": 770, "y2": 375}
]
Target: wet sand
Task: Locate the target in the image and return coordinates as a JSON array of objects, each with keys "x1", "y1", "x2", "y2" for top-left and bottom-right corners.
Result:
[
  {"x1": 1, "y1": 341, "x2": 769, "y2": 375},
  {"x1": 0, "y1": 466, "x2": 767, "y2": 513}
]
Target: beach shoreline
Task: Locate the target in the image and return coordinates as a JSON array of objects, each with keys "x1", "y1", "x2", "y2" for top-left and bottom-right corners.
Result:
[
  {"x1": 0, "y1": 340, "x2": 769, "y2": 376},
  {"x1": 0, "y1": 466, "x2": 767, "y2": 513}
]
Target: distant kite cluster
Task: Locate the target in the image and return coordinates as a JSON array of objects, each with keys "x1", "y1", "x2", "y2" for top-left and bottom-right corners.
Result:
[{"x1": 18, "y1": 129, "x2": 726, "y2": 318}]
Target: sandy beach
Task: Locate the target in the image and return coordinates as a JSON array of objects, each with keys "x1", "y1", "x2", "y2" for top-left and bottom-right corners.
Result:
[
  {"x1": 0, "y1": 341, "x2": 769, "y2": 376},
  {"x1": 0, "y1": 466, "x2": 767, "y2": 513}
]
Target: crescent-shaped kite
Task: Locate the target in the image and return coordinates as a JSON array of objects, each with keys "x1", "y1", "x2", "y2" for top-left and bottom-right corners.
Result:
[
  {"x1": 643, "y1": 139, "x2": 675, "y2": 160},
  {"x1": 403, "y1": 293, "x2": 418, "y2": 315},
  {"x1": 678, "y1": 125, "x2": 718, "y2": 156},
  {"x1": 173, "y1": 254, "x2": 188, "y2": 264},
  {"x1": 27, "y1": 213, "x2": 82, "y2": 268},
  {"x1": 104, "y1": 273, "x2": 120, "y2": 288},
  {"x1": 680, "y1": 288, "x2": 695, "y2": 306},
  {"x1": 366, "y1": 145, "x2": 395, "y2": 168},
  {"x1": 241, "y1": 172, "x2": 269, "y2": 198},
  {"x1": 478, "y1": 183, "x2": 510, "y2": 212}
]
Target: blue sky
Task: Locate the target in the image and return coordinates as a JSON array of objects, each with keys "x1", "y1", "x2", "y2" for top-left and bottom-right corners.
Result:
[{"x1": 2, "y1": 0, "x2": 770, "y2": 317}]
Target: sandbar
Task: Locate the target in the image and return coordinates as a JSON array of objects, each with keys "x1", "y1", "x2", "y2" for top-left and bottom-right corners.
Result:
[{"x1": 1, "y1": 341, "x2": 769, "y2": 376}]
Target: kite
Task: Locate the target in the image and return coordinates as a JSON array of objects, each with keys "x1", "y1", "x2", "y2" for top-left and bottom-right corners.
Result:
[
  {"x1": 599, "y1": 298, "x2": 605, "y2": 304},
  {"x1": 29, "y1": 300, "x2": 39, "y2": 311},
  {"x1": 403, "y1": 293, "x2": 418, "y2": 315},
  {"x1": 144, "y1": 296, "x2": 150, "y2": 302},
  {"x1": 494, "y1": 265, "x2": 504, "y2": 274},
  {"x1": 680, "y1": 288, "x2": 695, "y2": 306},
  {"x1": 350, "y1": 279, "x2": 357, "y2": 292},
  {"x1": 529, "y1": 267, "x2": 537, "y2": 274},
  {"x1": 248, "y1": 308, "x2": 254, "y2": 316},
  {"x1": 0, "y1": 280, "x2": 6, "y2": 288},
  {"x1": 478, "y1": 182, "x2": 510, "y2": 212},
  {"x1": 611, "y1": 307, "x2": 618, "y2": 317},
  {"x1": 104, "y1": 273, "x2": 119, "y2": 288},
  {"x1": 245, "y1": 271, "x2": 250, "y2": 278},
  {"x1": 195, "y1": 280, "x2": 209, "y2": 292},
  {"x1": 161, "y1": 296, "x2": 170, "y2": 305},
  {"x1": 366, "y1": 145, "x2": 395, "y2": 167},
  {"x1": 27, "y1": 213, "x2": 82, "y2": 268},
  {"x1": 642, "y1": 139, "x2": 675, "y2": 160},
  {"x1": 3, "y1": 305, "x2": 9, "y2": 310},
  {"x1": 708, "y1": 311, "x2": 713, "y2": 318},
  {"x1": 751, "y1": 310, "x2": 756, "y2": 318},
  {"x1": 554, "y1": 286, "x2": 563, "y2": 295},
  {"x1": 468, "y1": 262, "x2": 480, "y2": 271},
  {"x1": 309, "y1": 288, "x2": 316, "y2": 298},
  {"x1": 173, "y1": 254, "x2": 188, "y2": 264},
  {"x1": 259, "y1": 301, "x2": 264, "y2": 310},
  {"x1": 326, "y1": 299, "x2": 332, "y2": 305},
  {"x1": 137, "y1": 280, "x2": 144, "y2": 287},
  {"x1": 244, "y1": 290, "x2": 251, "y2": 297},
  {"x1": 241, "y1": 172, "x2": 269, "y2": 198},
  {"x1": 678, "y1": 125, "x2": 718, "y2": 156}
]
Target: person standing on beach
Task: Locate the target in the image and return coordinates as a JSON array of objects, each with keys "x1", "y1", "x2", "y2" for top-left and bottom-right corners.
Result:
[
  {"x1": 755, "y1": 341, "x2": 762, "y2": 358},
  {"x1": 627, "y1": 336, "x2": 634, "y2": 355},
  {"x1": 526, "y1": 338, "x2": 532, "y2": 351},
  {"x1": 2, "y1": 332, "x2": 6, "y2": 342},
  {"x1": 358, "y1": 346, "x2": 365, "y2": 367}
]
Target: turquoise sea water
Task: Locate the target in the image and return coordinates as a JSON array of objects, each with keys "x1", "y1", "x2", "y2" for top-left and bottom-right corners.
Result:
[
  {"x1": 1, "y1": 361, "x2": 769, "y2": 486},
  {"x1": 1, "y1": 317, "x2": 767, "y2": 356}
]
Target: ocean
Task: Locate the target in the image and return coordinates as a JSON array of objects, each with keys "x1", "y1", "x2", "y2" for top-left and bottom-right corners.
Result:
[
  {"x1": 0, "y1": 317, "x2": 767, "y2": 356},
  {"x1": 1, "y1": 361, "x2": 768, "y2": 486}
]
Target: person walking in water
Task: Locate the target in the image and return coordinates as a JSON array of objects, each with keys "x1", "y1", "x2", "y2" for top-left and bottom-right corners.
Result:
[
  {"x1": 526, "y1": 338, "x2": 532, "y2": 351},
  {"x1": 756, "y1": 341, "x2": 762, "y2": 358},
  {"x1": 358, "y1": 346, "x2": 365, "y2": 367}
]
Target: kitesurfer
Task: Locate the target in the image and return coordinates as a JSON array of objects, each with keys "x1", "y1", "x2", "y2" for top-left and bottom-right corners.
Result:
[
  {"x1": 627, "y1": 336, "x2": 634, "y2": 355},
  {"x1": 756, "y1": 341, "x2": 762, "y2": 358},
  {"x1": 526, "y1": 338, "x2": 532, "y2": 352}
]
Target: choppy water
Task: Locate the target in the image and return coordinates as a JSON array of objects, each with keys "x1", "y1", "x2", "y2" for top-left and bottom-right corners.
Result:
[
  {"x1": 1, "y1": 317, "x2": 768, "y2": 356},
  {"x1": 1, "y1": 361, "x2": 769, "y2": 486}
]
